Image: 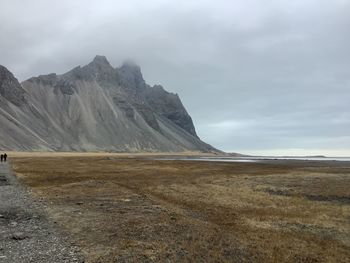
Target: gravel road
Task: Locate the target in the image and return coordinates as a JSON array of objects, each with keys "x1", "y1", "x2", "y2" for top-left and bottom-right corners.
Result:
[{"x1": 0, "y1": 162, "x2": 83, "y2": 263}]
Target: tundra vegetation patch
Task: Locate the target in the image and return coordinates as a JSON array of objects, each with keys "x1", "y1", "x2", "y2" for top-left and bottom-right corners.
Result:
[{"x1": 11, "y1": 156, "x2": 350, "y2": 263}]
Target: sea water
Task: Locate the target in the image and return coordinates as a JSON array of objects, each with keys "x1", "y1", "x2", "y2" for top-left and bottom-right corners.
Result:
[{"x1": 155, "y1": 156, "x2": 350, "y2": 163}]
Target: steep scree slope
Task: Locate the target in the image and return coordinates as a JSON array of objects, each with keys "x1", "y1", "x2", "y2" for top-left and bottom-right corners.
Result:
[{"x1": 0, "y1": 56, "x2": 217, "y2": 152}]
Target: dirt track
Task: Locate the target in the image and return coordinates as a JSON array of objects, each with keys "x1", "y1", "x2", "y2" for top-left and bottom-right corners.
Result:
[{"x1": 10, "y1": 156, "x2": 350, "y2": 262}]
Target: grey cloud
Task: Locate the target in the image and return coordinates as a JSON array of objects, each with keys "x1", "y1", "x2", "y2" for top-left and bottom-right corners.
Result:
[{"x1": 0, "y1": 0, "x2": 349, "y2": 156}]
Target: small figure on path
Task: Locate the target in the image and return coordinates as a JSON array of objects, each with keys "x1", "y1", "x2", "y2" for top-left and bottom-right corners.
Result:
[
  {"x1": 3, "y1": 153, "x2": 7, "y2": 162},
  {"x1": 0, "y1": 154, "x2": 3, "y2": 162}
]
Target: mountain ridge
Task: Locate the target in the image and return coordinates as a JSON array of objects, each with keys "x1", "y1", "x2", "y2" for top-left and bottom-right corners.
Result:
[{"x1": 0, "y1": 56, "x2": 218, "y2": 153}]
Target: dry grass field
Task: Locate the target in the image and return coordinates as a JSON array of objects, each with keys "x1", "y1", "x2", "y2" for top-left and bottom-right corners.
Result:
[{"x1": 10, "y1": 156, "x2": 350, "y2": 262}]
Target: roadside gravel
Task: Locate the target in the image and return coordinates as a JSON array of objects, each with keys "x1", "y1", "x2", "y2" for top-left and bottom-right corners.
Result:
[{"x1": 0, "y1": 162, "x2": 84, "y2": 263}]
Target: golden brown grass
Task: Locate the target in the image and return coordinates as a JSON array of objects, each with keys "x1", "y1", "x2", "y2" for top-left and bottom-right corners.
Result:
[
  {"x1": 6, "y1": 151, "x2": 215, "y2": 158},
  {"x1": 11, "y1": 156, "x2": 350, "y2": 262}
]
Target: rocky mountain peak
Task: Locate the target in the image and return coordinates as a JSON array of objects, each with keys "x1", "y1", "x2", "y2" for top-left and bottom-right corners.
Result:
[
  {"x1": 66, "y1": 55, "x2": 116, "y2": 82},
  {"x1": 87, "y1": 55, "x2": 113, "y2": 71},
  {"x1": 91, "y1": 55, "x2": 111, "y2": 66},
  {"x1": 0, "y1": 65, "x2": 15, "y2": 81},
  {"x1": 0, "y1": 65, "x2": 26, "y2": 106}
]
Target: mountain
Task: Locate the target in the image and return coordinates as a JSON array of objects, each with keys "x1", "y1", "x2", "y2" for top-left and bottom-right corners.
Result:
[{"x1": 0, "y1": 56, "x2": 217, "y2": 152}]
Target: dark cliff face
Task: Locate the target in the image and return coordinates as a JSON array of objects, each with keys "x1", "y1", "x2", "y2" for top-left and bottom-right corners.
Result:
[
  {"x1": 116, "y1": 61, "x2": 198, "y2": 137},
  {"x1": 0, "y1": 65, "x2": 27, "y2": 106},
  {"x1": 0, "y1": 57, "x2": 217, "y2": 152},
  {"x1": 143, "y1": 85, "x2": 198, "y2": 137}
]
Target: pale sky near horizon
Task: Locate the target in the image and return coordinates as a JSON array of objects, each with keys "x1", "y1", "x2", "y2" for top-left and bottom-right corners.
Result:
[{"x1": 0, "y1": 0, "x2": 349, "y2": 156}]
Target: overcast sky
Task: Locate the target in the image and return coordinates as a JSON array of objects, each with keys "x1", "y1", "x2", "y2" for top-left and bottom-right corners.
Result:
[{"x1": 0, "y1": 0, "x2": 349, "y2": 156}]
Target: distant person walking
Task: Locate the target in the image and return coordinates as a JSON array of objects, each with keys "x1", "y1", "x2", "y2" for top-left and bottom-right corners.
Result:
[
  {"x1": 3, "y1": 153, "x2": 7, "y2": 162},
  {"x1": 0, "y1": 154, "x2": 3, "y2": 162}
]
